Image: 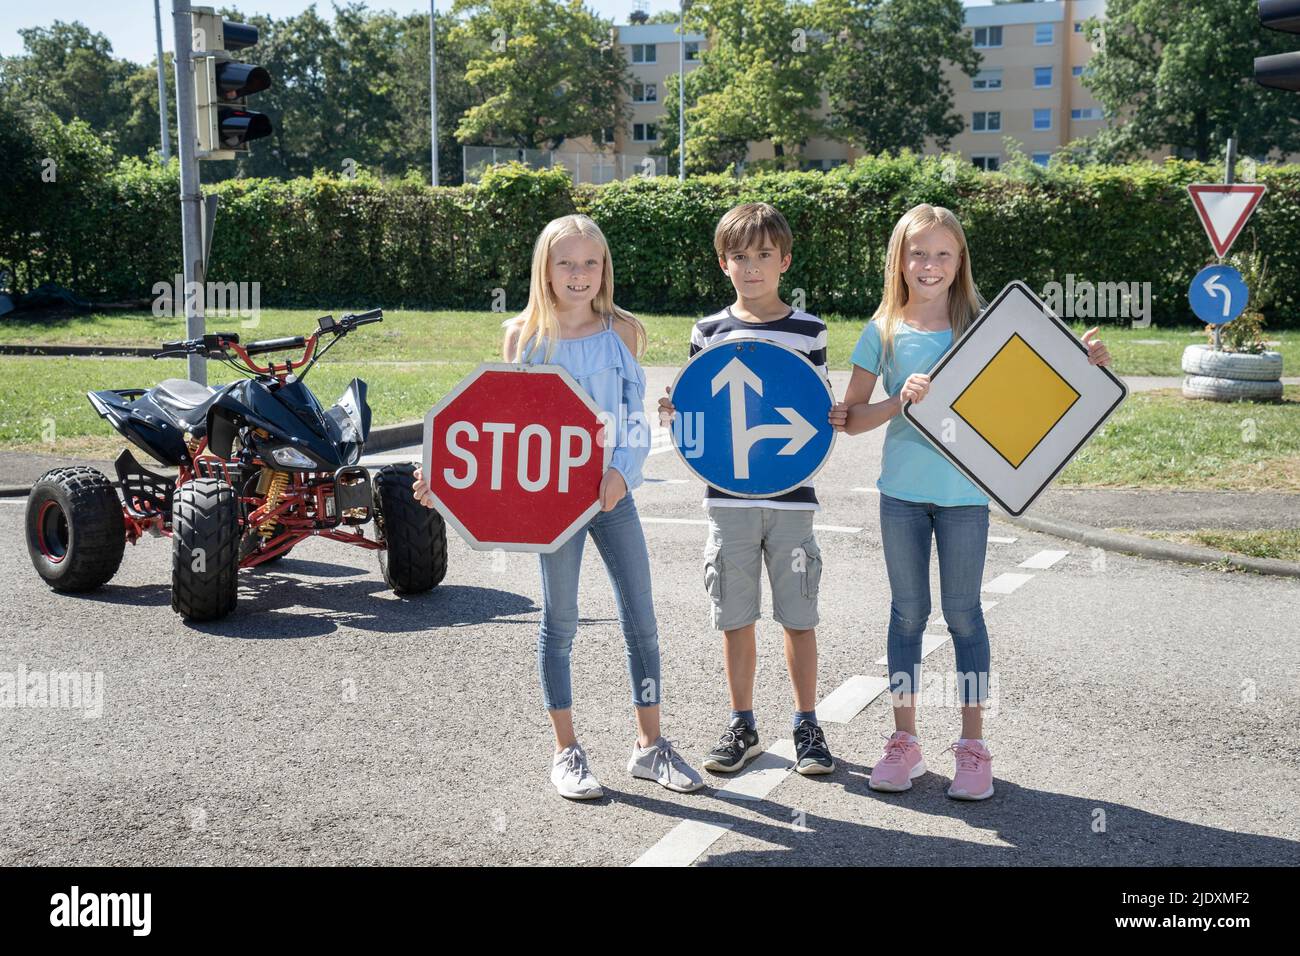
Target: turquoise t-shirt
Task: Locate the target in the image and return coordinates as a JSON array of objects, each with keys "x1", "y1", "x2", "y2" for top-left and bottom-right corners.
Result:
[{"x1": 850, "y1": 319, "x2": 989, "y2": 507}]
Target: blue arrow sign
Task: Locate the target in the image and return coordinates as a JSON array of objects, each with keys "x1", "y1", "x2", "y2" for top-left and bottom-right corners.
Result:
[
  {"x1": 1189, "y1": 265, "x2": 1249, "y2": 326},
  {"x1": 670, "y1": 338, "x2": 835, "y2": 497}
]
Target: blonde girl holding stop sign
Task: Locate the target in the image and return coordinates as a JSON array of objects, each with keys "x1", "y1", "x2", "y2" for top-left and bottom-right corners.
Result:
[{"x1": 413, "y1": 215, "x2": 703, "y2": 801}]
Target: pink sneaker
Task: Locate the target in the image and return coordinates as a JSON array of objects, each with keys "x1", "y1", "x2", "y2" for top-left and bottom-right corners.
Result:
[
  {"x1": 946, "y1": 739, "x2": 994, "y2": 800},
  {"x1": 868, "y1": 731, "x2": 926, "y2": 792}
]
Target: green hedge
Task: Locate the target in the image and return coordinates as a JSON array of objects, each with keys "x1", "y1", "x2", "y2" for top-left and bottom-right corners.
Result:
[{"x1": 4, "y1": 150, "x2": 1299, "y2": 326}]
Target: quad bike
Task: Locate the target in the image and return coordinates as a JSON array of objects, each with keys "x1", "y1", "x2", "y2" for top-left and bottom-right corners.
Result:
[{"x1": 25, "y1": 310, "x2": 446, "y2": 621}]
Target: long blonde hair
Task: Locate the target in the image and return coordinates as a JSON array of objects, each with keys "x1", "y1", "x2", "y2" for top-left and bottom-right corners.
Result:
[
  {"x1": 505, "y1": 214, "x2": 646, "y2": 363},
  {"x1": 870, "y1": 204, "x2": 984, "y2": 369}
]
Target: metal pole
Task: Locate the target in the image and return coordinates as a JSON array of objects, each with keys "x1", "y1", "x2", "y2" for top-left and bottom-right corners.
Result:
[
  {"x1": 678, "y1": 0, "x2": 686, "y2": 180},
  {"x1": 171, "y1": 0, "x2": 206, "y2": 385},
  {"x1": 430, "y1": 0, "x2": 440, "y2": 186},
  {"x1": 154, "y1": 0, "x2": 171, "y2": 163},
  {"x1": 1225, "y1": 135, "x2": 1237, "y2": 186}
]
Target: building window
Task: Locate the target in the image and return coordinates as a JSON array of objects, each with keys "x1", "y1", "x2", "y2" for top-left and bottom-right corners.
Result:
[
  {"x1": 632, "y1": 82, "x2": 657, "y2": 103},
  {"x1": 630, "y1": 43, "x2": 657, "y2": 64},
  {"x1": 1032, "y1": 152, "x2": 1052, "y2": 167},
  {"x1": 972, "y1": 111, "x2": 1002, "y2": 133},
  {"x1": 685, "y1": 41, "x2": 700, "y2": 61},
  {"x1": 1074, "y1": 21, "x2": 1084, "y2": 33},
  {"x1": 1072, "y1": 107, "x2": 1103, "y2": 121},
  {"x1": 1034, "y1": 66, "x2": 1053, "y2": 88},
  {"x1": 1034, "y1": 108, "x2": 1053, "y2": 131},
  {"x1": 600, "y1": 127, "x2": 615, "y2": 145},
  {"x1": 633, "y1": 122, "x2": 658, "y2": 142},
  {"x1": 973, "y1": 69, "x2": 1003, "y2": 91},
  {"x1": 1072, "y1": 65, "x2": 1085, "y2": 77},
  {"x1": 1035, "y1": 23, "x2": 1054, "y2": 45},
  {"x1": 973, "y1": 26, "x2": 1003, "y2": 49},
  {"x1": 971, "y1": 155, "x2": 1000, "y2": 172}
]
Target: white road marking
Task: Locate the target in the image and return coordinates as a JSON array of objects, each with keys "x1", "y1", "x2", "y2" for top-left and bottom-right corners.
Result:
[
  {"x1": 1020, "y1": 549, "x2": 1068, "y2": 570},
  {"x1": 714, "y1": 738, "x2": 796, "y2": 802},
  {"x1": 874, "y1": 634, "x2": 949, "y2": 666},
  {"x1": 639, "y1": 518, "x2": 861, "y2": 534},
  {"x1": 816, "y1": 675, "x2": 890, "y2": 724},
  {"x1": 630, "y1": 820, "x2": 734, "y2": 867},
  {"x1": 0, "y1": 499, "x2": 27, "y2": 505},
  {"x1": 982, "y1": 572, "x2": 1034, "y2": 594},
  {"x1": 988, "y1": 535, "x2": 1018, "y2": 544},
  {"x1": 851, "y1": 487, "x2": 879, "y2": 494}
]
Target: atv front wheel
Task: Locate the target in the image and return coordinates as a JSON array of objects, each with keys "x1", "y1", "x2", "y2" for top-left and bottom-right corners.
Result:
[
  {"x1": 26, "y1": 467, "x2": 126, "y2": 592},
  {"x1": 373, "y1": 463, "x2": 446, "y2": 594},
  {"x1": 171, "y1": 478, "x2": 240, "y2": 621}
]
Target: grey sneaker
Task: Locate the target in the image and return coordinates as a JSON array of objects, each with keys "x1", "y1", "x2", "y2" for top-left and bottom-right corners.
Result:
[
  {"x1": 551, "y1": 744, "x2": 604, "y2": 800},
  {"x1": 628, "y1": 737, "x2": 706, "y2": 793}
]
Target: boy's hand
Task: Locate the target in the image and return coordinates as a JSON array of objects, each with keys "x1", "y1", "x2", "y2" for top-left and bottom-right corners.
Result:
[
  {"x1": 599, "y1": 468, "x2": 627, "y2": 511},
  {"x1": 828, "y1": 402, "x2": 849, "y2": 432},
  {"x1": 900, "y1": 373, "x2": 930, "y2": 404},
  {"x1": 1082, "y1": 327, "x2": 1112, "y2": 367},
  {"x1": 411, "y1": 465, "x2": 435, "y2": 509},
  {"x1": 657, "y1": 386, "x2": 676, "y2": 427}
]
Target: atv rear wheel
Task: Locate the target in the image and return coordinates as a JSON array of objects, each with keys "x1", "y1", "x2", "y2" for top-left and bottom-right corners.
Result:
[
  {"x1": 26, "y1": 467, "x2": 126, "y2": 592},
  {"x1": 172, "y1": 478, "x2": 240, "y2": 621},
  {"x1": 373, "y1": 463, "x2": 446, "y2": 594}
]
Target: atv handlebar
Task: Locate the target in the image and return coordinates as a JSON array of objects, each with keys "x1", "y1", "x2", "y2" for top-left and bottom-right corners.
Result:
[{"x1": 151, "y1": 310, "x2": 383, "y2": 366}]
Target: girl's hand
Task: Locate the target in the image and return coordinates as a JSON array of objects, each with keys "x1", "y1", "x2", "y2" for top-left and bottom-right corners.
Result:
[
  {"x1": 828, "y1": 402, "x2": 850, "y2": 432},
  {"x1": 1082, "y1": 327, "x2": 1112, "y2": 367},
  {"x1": 900, "y1": 373, "x2": 930, "y2": 404},
  {"x1": 657, "y1": 386, "x2": 675, "y2": 427},
  {"x1": 599, "y1": 468, "x2": 627, "y2": 511},
  {"x1": 411, "y1": 466, "x2": 435, "y2": 509}
]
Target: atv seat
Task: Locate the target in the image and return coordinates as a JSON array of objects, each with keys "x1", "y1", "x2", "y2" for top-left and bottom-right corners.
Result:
[{"x1": 153, "y1": 378, "x2": 218, "y2": 429}]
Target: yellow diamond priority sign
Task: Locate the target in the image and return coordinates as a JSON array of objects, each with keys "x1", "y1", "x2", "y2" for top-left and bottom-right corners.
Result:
[{"x1": 903, "y1": 281, "x2": 1127, "y2": 515}]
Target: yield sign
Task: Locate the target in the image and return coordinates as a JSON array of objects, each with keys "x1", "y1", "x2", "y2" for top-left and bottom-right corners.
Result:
[{"x1": 1187, "y1": 184, "x2": 1267, "y2": 258}]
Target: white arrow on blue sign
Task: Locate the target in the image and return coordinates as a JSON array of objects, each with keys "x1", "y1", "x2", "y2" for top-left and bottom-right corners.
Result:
[
  {"x1": 670, "y1": 338, "x2": 836, "y2": 497},
  {"x1": 1189, "y1": 264, "x2": 1249, "y2": 326}
]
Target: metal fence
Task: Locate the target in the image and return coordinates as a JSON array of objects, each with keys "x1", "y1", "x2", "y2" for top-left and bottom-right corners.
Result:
[{"x1": 462, "y1": 146, "x2": 670, "y2": 185}]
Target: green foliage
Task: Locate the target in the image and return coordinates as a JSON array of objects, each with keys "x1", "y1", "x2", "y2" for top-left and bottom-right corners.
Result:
[
  {"x1": 6, "y1": 156, "x2": 1300, "y2": 327},
  {"x1": 1078, "y1": 0, "x2": 1300, "y2": 162}
]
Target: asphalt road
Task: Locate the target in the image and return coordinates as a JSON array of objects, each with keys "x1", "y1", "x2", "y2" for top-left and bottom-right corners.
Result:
[{"x1": 2, "y1": 369, "x2": 1297, "y2": 866}]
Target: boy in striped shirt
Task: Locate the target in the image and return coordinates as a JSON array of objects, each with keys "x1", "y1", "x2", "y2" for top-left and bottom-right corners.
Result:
[{"x1": 659, "y1": 202, "x2": 835, "y2": 776}]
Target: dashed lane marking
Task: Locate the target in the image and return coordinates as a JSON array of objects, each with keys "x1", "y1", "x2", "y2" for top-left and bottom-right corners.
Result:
[
  {"x1": 981, "y1": 572, "x2": 1034, "y2": 595},
  {"x1": 1019, "y1": 549, "x2": 1069, "y2": 570}
]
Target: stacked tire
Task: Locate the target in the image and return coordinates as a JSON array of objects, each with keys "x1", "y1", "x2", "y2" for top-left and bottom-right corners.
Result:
[{"x1": 1181, "y1": 345, "x2": 1284, "y2": 402}]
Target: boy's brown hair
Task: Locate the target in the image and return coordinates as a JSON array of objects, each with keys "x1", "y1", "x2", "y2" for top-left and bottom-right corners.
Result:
[{"x1": 713, "y1": 202, "x2": 793, "y2": 260}]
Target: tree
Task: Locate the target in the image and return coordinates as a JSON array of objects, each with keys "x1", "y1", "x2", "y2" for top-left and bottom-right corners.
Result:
[
  {"x1": 450, "y1": 0, "x2": 630, "y2": 152},
  {"x1": 815, "y1": 0, "x2": 979, "y2": 154},
  {"x1": 1080, "y1": 0, "x2": 1300, "y2": 162},
  {"x1": 658, "y1": 0, "x2": 828, "y2": 173}
]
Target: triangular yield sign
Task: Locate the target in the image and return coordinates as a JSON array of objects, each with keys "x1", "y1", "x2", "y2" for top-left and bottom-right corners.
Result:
[{"x1": 1187, "y1": 184, "x2": 1267, "y2": 258}]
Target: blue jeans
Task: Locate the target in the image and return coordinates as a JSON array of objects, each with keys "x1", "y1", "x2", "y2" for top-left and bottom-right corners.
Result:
[
  {"x1": 536, "y1": 494, "x2": 661, "y2": 712},
  {"x1": 878, "y1": 493, "x2": 991, "y2": 705}
]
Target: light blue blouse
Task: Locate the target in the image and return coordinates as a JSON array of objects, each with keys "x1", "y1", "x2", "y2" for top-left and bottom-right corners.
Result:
[{"x1": 520, "y1": 317, "x2": 650, "y2": 492}]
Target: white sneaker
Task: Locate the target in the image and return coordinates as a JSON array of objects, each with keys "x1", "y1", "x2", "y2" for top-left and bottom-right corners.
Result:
[
  {"x1": 628, "y1": 737, "x2": 706, "y2": 793},
  {"x1": 551, "y1": 744, "x2": 604, "y2": 800}
]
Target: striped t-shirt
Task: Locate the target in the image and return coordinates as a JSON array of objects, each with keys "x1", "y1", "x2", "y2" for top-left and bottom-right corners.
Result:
[{"x1": 689, "y1": 306, "x2": 830, "y2": 511}]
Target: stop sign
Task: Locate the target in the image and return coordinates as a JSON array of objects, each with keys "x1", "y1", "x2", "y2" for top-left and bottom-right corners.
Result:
[{"x1": 421, "y1": 363, "x2": 611, "y2": 552}]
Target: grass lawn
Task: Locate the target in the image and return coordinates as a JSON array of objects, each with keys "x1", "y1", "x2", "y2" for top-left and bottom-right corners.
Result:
[
  {"x1": 1059, "y1": 386, "x2": 1300, "y2": 491},
  {"x1": 2, "y1": 308, "x2": 1297, "y2": 376},
  {"x1": 1133, "y1": 529, "x2": 1300, "y2": 563}
]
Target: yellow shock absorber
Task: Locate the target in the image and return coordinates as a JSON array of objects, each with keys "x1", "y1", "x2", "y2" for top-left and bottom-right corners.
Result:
[{"x1": 259, "y1": 470, "x2": 289, "y2": 538}]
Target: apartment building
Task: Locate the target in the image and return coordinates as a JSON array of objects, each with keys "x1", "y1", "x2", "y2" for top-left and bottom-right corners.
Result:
[{"x1": 564, "y1": 0, "x2": 1110, "y2": 176}]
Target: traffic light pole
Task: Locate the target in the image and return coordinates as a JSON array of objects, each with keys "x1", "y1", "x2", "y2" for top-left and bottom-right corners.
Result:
[
  {"x1": 153, "y1": 0, "x2": 171, "y2": 164},
  {"x1": 170, "y1": 0, "x2": 207, "y2": 385}
]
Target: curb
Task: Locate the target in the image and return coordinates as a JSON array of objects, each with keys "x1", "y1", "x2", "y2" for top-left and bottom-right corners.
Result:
[
  {"x1": 0, "y1": 419, "x2": 426, "y2": 497},
  {"x1": 1005, "y1": 512, "x2": 1300, "y2": 579},
  {"x1": 0, "y1": 344, "x2": 159, "y2": 357}
]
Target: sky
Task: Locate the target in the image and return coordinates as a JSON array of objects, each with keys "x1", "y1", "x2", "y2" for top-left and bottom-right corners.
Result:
[{"x1": 0, "y1": 0, "x2": 996, "y2": 65}]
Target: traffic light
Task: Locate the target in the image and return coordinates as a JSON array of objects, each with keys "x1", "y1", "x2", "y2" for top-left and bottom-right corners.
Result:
[
  {"x1": 192, "y1": 7, "x2": 272, "y2": 159},
  {"x1": 1256, "y1": 0, "x2": 1300, "y2": 92}
]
